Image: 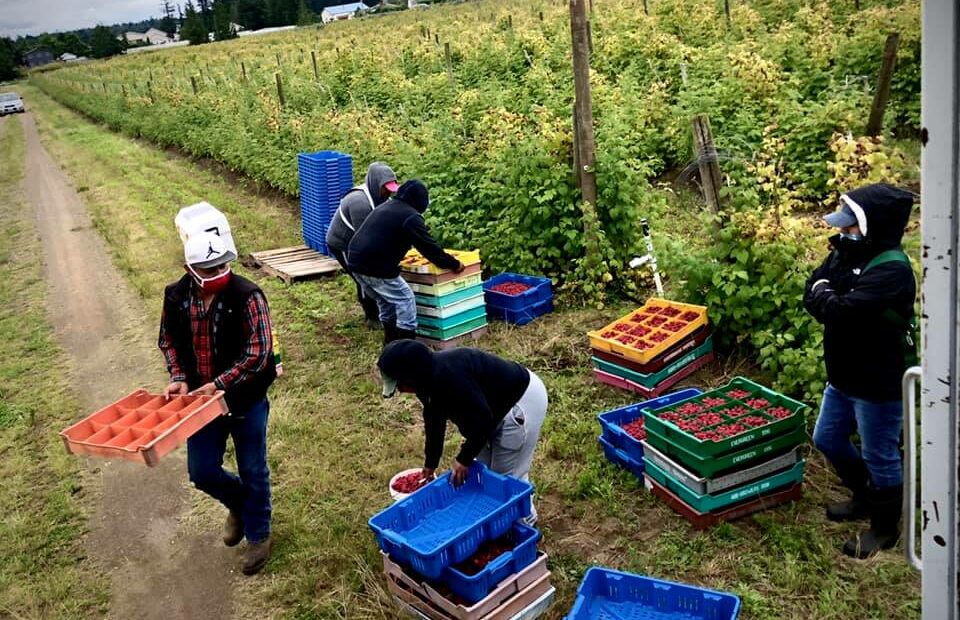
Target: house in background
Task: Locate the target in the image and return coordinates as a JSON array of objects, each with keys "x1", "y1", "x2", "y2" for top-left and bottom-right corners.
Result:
[
  {"x1": 23, "y1": 48, "x2": 55, "y2": 68},
  {"x1": 122, "y1": 28, "x2": 172, "y2": 45},
  {"x1": 321, "y1": 2, "x2": 370, "y2": 23}
]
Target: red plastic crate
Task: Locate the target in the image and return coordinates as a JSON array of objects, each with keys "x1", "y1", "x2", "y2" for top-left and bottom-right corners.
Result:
[{"x1": 60, "y1": 389, "x2": 228, "y2": 466}]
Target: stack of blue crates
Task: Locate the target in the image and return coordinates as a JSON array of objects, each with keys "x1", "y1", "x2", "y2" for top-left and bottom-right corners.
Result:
[
  {"x1": 369, "y1": 463, "x2": 552, "y2": 611},
  {"x1": 297, "y1": 150, "x2": 353, "y2": 255},
  {"x1": 483, "y1": 273, "x2": 554, "y2": 326}
]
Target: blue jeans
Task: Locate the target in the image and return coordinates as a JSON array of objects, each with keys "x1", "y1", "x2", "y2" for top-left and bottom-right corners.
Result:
[
  {"x1": 353, "y1": 273, "x2": 417, "y2": 331},
  {"x1": 812, "y1": 384, "x2": 903, "y2": 489},
  {"x1": 187, "y1": 398, "x2": 271, "y2": 542}
]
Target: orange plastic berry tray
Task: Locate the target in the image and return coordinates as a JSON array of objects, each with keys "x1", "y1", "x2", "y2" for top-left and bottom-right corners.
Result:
[
  {"x1": 399, "y1": 249, "x2": 482, "y2": 275},
  {"x1": 588, "y1": 298, "x2": 708, "y2": 364},
  {"x1": 60, "y1": 389, "x2": 228, "y2": 466}
]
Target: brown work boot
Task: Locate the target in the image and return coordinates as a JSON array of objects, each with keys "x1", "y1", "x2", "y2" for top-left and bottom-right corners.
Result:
[
  {"x1": 242, "y1": 536, "x2": 272, "y2": 575},
  {"x1": 223, "y1": 510, "x2": 243, "y2": 547}
]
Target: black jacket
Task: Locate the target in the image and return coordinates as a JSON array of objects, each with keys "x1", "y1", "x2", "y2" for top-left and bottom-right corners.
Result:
[
  {"x1": 346, "y1": 195, "x2": 459, "y2": 279},
  {"x1": 804, "y1": 184, "x2": 916, "y2": 402},
  {"x1": 161, "y1": 274, "x2": 277, "y2": 414},
  {"x1": 378, "y1": 341, "x2": 531, "y2": 469}
]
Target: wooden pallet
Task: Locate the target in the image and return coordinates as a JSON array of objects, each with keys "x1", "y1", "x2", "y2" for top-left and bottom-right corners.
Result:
[{"x1": 250, "y1": 245, "x2": 340, "y2": 284}]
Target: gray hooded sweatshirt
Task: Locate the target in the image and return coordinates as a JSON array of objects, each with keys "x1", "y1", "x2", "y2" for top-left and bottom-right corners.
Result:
[{"x1": 326, "y1": 162, "x2": 398, "y2": 252}]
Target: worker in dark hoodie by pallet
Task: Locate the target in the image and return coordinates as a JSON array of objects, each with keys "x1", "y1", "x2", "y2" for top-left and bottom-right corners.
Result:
[
  {"x1": 804, "y1": 183, "x2": 917, "y2": 559},
  {"x1": 326, "y1": 162, "x2": 400, "y2": 329},
  {"x1": 378, "y1": 340, "x2": 549, "y2": 523},
  {"x1": 348, "y1": 179, "x2": 463, "y2": 344}
]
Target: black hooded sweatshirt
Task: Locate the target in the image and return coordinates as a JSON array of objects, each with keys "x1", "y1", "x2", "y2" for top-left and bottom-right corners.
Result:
[
  {"x1": 346, "y1": 180, "x2": 460, "y2": 279},
  {"x1": 378, "y1": 341, "x2": 531, "y2": 469},
  {"x1": 804, "y1": 184, "x2": 916, "y2": 402}
]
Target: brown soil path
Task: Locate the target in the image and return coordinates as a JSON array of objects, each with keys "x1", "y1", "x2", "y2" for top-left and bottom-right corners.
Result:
[{"x1": 21, "y1": 112, "x2": 237, "y2": 619}]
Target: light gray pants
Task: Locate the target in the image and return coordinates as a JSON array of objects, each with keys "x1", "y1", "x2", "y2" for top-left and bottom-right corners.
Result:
[{"x1": 476, "y1": 370, "x2": 548, "y2": 521}]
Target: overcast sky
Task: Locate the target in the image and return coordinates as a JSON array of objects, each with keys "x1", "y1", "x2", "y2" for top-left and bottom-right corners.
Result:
[{"x1": 1, "y1": 0, "x2": 160, "y2": 38}]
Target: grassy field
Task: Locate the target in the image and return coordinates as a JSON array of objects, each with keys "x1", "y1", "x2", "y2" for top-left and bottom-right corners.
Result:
[
  {"x1": 0, "y1": 113, "x2": 109, "y2": 617},
  {"x1": 14, "y1": 83, "x2": 922, "y2": 619}
]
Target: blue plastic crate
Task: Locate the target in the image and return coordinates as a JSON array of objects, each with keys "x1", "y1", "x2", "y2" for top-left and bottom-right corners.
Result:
[
  {"x1": 483, "y1": 273, "x2": 553, "y2": 311},
  {"x1": 596, "y1": 389, "x2": 703, "y2": 463},
  {"x1": 566, "y1": 567, "x2": 741, "y2": 620},
  {"x1": 598, "y1": 435, "x2": 645, "y2": 479},
  {"x1": 368, "y1": 462, "x2": 533, "y2": 580},
  {"x1": 486, "y1": 298, "x2": 554, "y2": 326},
  {"x1": 440, "y1": 521, "x2": 541, "y2": 604}
]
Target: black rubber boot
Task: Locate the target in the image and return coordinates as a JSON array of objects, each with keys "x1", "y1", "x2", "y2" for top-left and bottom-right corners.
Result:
[
  {"x1": 843, "y1": 484, "x2": 902, "y2": 559},
  {"x1": 382, "y1": 321, "x2": 398, "y2": 346},
  {"x1": 826, "y1": 459, "x2": 870, "y2": 522},
  {"x1": 395, "y1": 328, "x2": 418, "y2": 341},
  {"x1": 360, "y1": 295, "x2": 381, "y2": 330}
]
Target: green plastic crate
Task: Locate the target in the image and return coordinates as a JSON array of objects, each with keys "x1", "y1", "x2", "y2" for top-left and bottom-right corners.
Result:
[
  {"x1": 644, "y1": 457, "x2": 805, "y2": 513},
  {"x1": 408, "y1": 273, "x2": 483, "y2": 297},
  {"x1": 591, "y1": 337, "x2": 714, "y2": 388},
  {"x1": 645, "y1": 424, "x2": 807, "y2": 478},
  {"x1": 644, "y1": 377, "x2": 807, "y2": 458},
  {"x1": 415, "y1": 284, "x2": 485, "y2": 308},
  {"x1": 416, "y1": 294, "x2": 485, "y2": 318},
  {"x1": 416, "y1": 315, "x2": 488, "y2": 341},
  {"x1": 417, "y1": 305, "x2": 487, "y2": 330}
]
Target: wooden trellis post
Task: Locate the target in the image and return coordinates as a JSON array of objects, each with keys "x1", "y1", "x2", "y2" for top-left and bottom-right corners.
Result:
[
  {"x1": 190, "y1": 76, "x2": 198, "y2": 95},
  {"x1": 570, "y1": 0, "x2": 596, "y2": 208},
  {"x1": 445, "y1": 42, "x2": 455, "y2": 87},
  {"x1": 311, "y1": 51, "x2": 319, "y2": 80},
  {"x1": 691, "y1": 114, "x2": 722, "y2": 215},
  {"x1": 865, "y1": 33, "x2": 900, "y2": 137},
  {"x1": 275, "y1": 73, "x2": 285, "y2": 107}
]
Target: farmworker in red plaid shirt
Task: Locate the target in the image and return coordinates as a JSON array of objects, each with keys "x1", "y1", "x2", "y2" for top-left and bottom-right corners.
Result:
[{"x1": 158, "y1": 226, "x2": 277, "y2": 576}]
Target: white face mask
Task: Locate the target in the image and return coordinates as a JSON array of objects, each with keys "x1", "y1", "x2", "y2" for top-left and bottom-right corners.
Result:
[{"x1": 839, "y1": 232, "x2": 864, "y2": 242}]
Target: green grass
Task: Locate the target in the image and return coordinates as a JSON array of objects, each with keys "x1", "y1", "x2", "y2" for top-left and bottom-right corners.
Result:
[
  {"x1": 0, "y1": 114, "x2": 108, "y2": 617},
  {"x1": 21, "y1": 84, "x2": 921, "y2": 619}
]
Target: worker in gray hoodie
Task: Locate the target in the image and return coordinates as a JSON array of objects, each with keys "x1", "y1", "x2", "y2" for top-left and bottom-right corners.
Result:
[{"x1": 326, "y1": 162, "x2": 400, "y2": 328}]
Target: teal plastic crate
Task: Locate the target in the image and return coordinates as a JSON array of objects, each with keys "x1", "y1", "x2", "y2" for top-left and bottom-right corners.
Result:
[
  {"x1": 417, "y1": 305, "x2": 487, "y2": 330},
  {"x1": 591, "y1": 337, "x2": 714, "y2": 389},
  {"x1": 417, "y1": 315, "x2": 488, "y2": 341},
  {"x1": 644, "y1": 377, "x2": 807, "y2": 458},
  {"x1": 644, "y1": 457, "x2": 805, "y2": 513},
  {"x1": 416, "y1": 294, "x2": 486, "y2": 319},
  {"x1": 415, "y1": 284, "x2": 485, "y2": 308}
]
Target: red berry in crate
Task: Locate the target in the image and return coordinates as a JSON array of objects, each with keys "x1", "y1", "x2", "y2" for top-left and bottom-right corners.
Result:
[
  {"x1": 391, "y1": 471, "x2": 430, "y2": 494},
  {"x1": 616, "y1": 334, "x2": 634, "y2": 344},
  {"x1": 660, "y1": 307, "x2": 681, "y2": 318},
  {"x1": 680, "y1": 311, "x2": 700, "y2": 322},
  {"x1": 659, "y1": 412, "x2": 682, "y2": 423},
  {"x1": 649, "y1": 331, "x2": 670, "y2": 343},
  {"x1": 716, "y1": 423, "x2": 747, "y2": 437},
  {"x1": 663, "y1": 321, "x2": 685, "y2": 332},
  {"x1": 696, "y1": 413, "x2": 723, "y2": 427},
  {"x1": 453, "y1": 536, "x2": 514, "y2": 576},
  {"x1": 629, "y1": 325, "x2": 651, "y2": 337},
  {"x1": 695, "y1": 430, "x2": 721, "y2": 442},
  {"x1": 767, "y1": 406, "x2": 793, "y2": 419},
  {"x1": 612, "y1": 322, "x2": 632, "y2": 333},
  {"x1": 726, "y1": 389, "x2": 751, "y2": 399},
  {"x1": 634, "y1": 340, "x2": 653, "y2": 350},
  {"x1": 741, "y1": 416, "x2": 768, "y2": 428},
  {"x1": 490, "y1": 282, "x2": 531, "y2": 295},
  {"x1": 702, "y1": 397, "x2": 727, "y2": 407},
  {"x1": 745, "y1": 398, "x2": 770, "y2": 409},
  {"x1": 646, "y1": 305, "x2": 665, "y2": 314},
  {"x1": 721, "y1": 405, "x2": 751, "y2": 418},
  {"x1": 620, "y1": 418, "x2": 646, "y2": 441},
  {"x1": 676, "y1": 402, "x2": 706, "y2": 416},
  {"x1": 678, "y1": 419, "x2": 704, "y2": 432},
  {"x1": 601, "y1": 330, "x2": 618, "y2": 339},
  {"x1": 647, "y1": 316, "x2": 667, "y2": 327}
]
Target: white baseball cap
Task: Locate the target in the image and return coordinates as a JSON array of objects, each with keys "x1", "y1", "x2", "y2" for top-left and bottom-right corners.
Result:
[{"x1": 184, "y1": 232, "x2": 237, "y2": 268}]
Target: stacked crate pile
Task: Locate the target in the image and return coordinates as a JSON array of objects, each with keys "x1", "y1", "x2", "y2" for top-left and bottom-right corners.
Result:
[
  {"x1": 588, "y1": 298, "x2": 714, "y2": 398},
  {"x1": 640, "y1": 378, "x2": 808, "y2": 528},
  {"x1": 369, "y1": 464, "x2": 555, "y2": 619},
  {"x1": 399, "y1": 249, "x2": 488, "y2": 348},
  {"x1": 297, "y1": 150, "x2": 353, "y2": 255},
  {"x1": 482, "y1": 273, "x2": 554, "y2": 326}
]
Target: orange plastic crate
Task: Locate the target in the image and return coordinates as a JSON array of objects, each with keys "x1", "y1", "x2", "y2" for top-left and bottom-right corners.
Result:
[
  {"x1": 399, "y1": 249, "x2": 481, "y2": 275},
  {"x1": 588, "y1": 298, "x2": 709, "y2": 364},
  {"x1": 60, "y1": 389, "x2": 228, "y2": 466}
]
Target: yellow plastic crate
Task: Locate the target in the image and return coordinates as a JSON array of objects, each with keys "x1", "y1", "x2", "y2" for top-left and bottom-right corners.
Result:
[
  {"x1": 588, "y1": 298, "x2": 709, "y2": 364},
  {"x1": 399, "y1": 249, "x2": 481, "y2": 275}
]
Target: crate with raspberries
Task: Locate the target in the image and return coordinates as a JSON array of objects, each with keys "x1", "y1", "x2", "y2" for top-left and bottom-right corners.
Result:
[
  {"x1": 483, "y1": 273, "x2": 554, "y2": 326},
  {"x1": 399, "y1": 248, "x2": 489, "y2": 348},
  {"x1": 371, "y1": 462, "x2": 555, "y2": 618},
  {"x1": 588, "y1": 298, "x2": 714, "y2": 398},
  {"x1": 637, "y1": 377, "x2": 809, "y2": 527}
]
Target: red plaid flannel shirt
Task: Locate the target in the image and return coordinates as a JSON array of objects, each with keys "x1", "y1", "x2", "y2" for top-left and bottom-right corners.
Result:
[{"x1": 159, "y1": 289, "x2": 273, "y2": 390}]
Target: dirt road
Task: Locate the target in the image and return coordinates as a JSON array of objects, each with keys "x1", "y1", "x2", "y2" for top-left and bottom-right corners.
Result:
[{"x1": 21, "y1": 112, "x2": 237, "y2": 619}]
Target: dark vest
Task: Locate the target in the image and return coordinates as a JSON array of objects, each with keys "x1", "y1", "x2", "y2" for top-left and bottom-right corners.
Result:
[{"x1": 161, "y1": 273, "x2": 276, "y2": 414}]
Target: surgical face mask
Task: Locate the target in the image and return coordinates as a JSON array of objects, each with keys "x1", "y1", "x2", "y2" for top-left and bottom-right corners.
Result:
[
  {"x1": 839, "y1": 232, "x2": 864, "y2": 242},
  {"x1": 188, "y1": 265, "x2": 231, "y2": 294}
]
